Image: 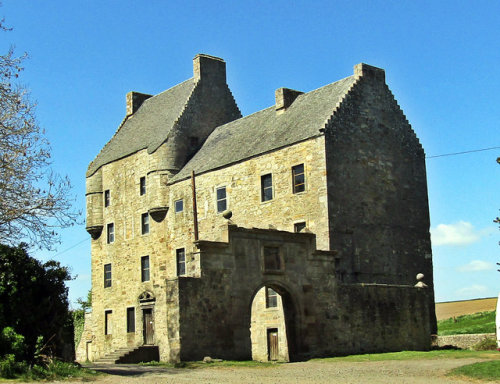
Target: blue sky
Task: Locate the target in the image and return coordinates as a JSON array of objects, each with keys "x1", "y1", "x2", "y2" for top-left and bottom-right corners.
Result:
[{"x1": 1, "y1": 1, "x2": 498, "y2": 307}]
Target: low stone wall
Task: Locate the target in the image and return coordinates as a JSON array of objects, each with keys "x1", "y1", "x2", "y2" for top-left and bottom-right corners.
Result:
[{"x1": 433, "y1": 333, "x2": 496, "y2": 349}]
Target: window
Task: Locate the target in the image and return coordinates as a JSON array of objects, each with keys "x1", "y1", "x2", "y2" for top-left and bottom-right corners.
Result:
[
  {"x1": 104, "y1": 263, "x2": 112, "y2": 288},
  {"x1": 292, "y1": 164, "x2": 305, "y2": 193},
  {"x1": 141, "y1": 213, "x2": 149, "y2": 235},
  {"x1": 176, "y1": 248, "x2": 186, "y2": 276},
  {"x1": 107, "y1": 223, "x2": 114, "y2": 244},
  {"x1": 126, "y1": 307, "x2": 135, "y2": 333},
  {"x1": 140, "y1": 176, "x2": 146, "y2": 195},
  {"x1": 261, "y1": 174, "x2": 273, "y2": 202},
  {"x1": 175, "y1": 199, "x2": 183, "y2": 213},
  {"x1": 294, "y1": 222, "x2": 306, "y2": 233},
  {"x1": 104, "y1": 190, "x2": 110, "y2": 207},
  {"x1": 263, "y1": 246, "x2": 282, "y2": 271},
  {"x1": 104, "y1": 310, "x2": 112, "y2": 335},
  {"x1": 216, "y1": 187, "x2": 227, "y2": 213},
  {"x1": 266, "y1": 287, "x2": 278, "y2": 308},
  {"x1": 141, "y1": 256, "x2": 150, "y2": 282}
]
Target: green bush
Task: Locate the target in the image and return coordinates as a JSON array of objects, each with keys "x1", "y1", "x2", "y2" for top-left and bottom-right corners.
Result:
[
  {"x1": 0, "y1": 326, "x2": 26, "y2": 359},
  {"x1": 471, "y1": 337, "x2": 497, "y2": 351},
  {"x1": 0, "y1": 354, "x2": 27, "y2": 379}
]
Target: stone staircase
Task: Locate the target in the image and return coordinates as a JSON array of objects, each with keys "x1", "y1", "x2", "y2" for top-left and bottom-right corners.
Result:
[{"x1": 94, "y1": 346, "x2": 159, "y2": 364}]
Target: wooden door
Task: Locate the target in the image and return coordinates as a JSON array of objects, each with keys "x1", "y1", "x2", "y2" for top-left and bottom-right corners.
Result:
[
  {"x1": 143, "y1": 309, "x2": 154, "y2": 345},
  {"x1": 267, "y1": 328, "x2": 279, "y2": 361}
]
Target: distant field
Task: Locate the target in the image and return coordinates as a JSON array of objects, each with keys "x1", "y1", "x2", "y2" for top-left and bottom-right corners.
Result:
[{"x1": 435, "y1": 297, "x2": 497, "y2": 321}]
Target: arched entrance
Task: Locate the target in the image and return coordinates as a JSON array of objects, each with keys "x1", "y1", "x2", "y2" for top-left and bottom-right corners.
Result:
[{"x1": 249, "y1": 283, "x2": 298, "y2": 362}]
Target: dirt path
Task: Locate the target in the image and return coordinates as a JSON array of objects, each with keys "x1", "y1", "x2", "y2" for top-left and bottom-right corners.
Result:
[{"x1": 46, "y1": 357, "x2": 499, "y2": 384}]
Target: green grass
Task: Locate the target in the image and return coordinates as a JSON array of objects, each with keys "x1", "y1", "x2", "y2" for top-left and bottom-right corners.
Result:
[
  {"x1": 449, "y1": 360, "x2": 500, "y2": 381},
  {"x1": 311, "y1": 349, "x2": 499, "y2": 363},
  {"x1": 0, "y1": 359, "x2": 101, "y2": 381},
  {"x1": 437, "y1": 311, "x2": 496, "y2": 335}
]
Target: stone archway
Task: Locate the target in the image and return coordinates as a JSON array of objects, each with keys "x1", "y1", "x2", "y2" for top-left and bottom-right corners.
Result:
[{"x1": 249, "y1": 282, "x2": 299, "y2": 362}]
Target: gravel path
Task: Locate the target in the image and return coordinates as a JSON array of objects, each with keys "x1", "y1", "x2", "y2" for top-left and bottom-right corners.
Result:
[{"x1": 46, "y1": 357, "x2": 498, "y2": 384}]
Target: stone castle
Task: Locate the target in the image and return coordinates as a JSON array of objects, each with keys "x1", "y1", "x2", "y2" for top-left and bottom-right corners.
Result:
[{"x1": 77, "y1": 54, "x2": 436, "y2": 363}]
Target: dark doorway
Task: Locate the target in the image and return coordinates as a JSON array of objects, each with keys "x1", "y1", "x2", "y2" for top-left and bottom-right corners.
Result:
[
  {"x1": 267, "y1": 328, "x2": 279, "y2": 361},
  {"x1": 143, "y1": 308, "x2": 154, "y2": 345}
]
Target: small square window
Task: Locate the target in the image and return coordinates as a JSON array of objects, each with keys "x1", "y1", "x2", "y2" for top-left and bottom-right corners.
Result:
[
  {"x1": 104, "y1": 190, "x2": 110, "y2": 207},
  {"x1": 266, "y1": 287, "x2": 278, "y2": 308},
  {"x1": 107, "y1": 223, "x2": 114, "y2": 244},
  {"x1": 263, "y1": 246, "x2": 282, "y2": 271},
  {"x1": 216, "y1": 187, "x2": 227, "y2": 213},
  {"x1": 175, "y1": 199, "x2": 183, "y2": 213},
  {"x1": 292, "y1": 164, "x2": 305, "y2": 193},
  {"x1": 104, "y1": 310, "x2": 112, "y2": 335},
  {"x1": 141, "y1": 255, "x2": 150, "y2": 282},
  {"x1": 141, "y1": 213, "x2": 149, "y2": 235},
  {"x1": 140, "y1": 176, "x2": 146, "y2": 195},
  {"x1": 104, "y1": 263, "x2": 112, "y2": 288},
  {"x1": 294, "y1": 222, "x2": 306, "y2": 233},
  {"x1": 261, "y1": 174, "x2": 273, "y2": 202},
  {"x1": 127, "y1": 307, "x2": 135, "y2": 333},
  {"x1": 176, "y1": 248, "x2": 186, "y2": 276}
]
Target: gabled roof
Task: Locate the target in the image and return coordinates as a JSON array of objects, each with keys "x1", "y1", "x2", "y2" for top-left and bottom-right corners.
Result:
[
  {"x1": 169, "y1": 75, "x2": 357, "y2": 183},
  {"x1": 87, "y1": 79, "x2": 196, "y2": 176}
]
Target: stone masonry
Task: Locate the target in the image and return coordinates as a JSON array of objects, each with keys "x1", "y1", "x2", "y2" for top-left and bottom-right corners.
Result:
[{"x1": 78, "y1": 55, "x2": 436, "y2": 363}]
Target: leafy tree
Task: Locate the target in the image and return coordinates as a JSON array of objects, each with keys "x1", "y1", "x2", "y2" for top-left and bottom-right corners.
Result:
[
  {"x1": 0, "y1": 243, "x2": 72, "y2": 362},
  {"x1": 0, "y1": 17, "x2": 79, "y2": 250}
]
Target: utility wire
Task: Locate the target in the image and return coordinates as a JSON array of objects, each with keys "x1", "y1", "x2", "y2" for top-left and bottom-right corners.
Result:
[
  {"x1": 53, "y1": 237, "x2": 88, "y2": 258},
  {"x1": 426, "y1": 146, "x2": 500, "y2": 159}
]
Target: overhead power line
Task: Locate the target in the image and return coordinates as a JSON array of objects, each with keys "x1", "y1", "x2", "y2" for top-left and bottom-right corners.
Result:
[
  {"x1": 426, "y1": 146, "x2": 500, "y2": 159},
  {"x1": 52, "y1": 237, "x2": 88, "y2": 258}
]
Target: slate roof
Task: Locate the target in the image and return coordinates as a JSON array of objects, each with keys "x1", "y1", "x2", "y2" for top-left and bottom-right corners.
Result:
[
  {"x1": 169, "y1": 75, "x2": 356, "y2": 183},
  {"x1": 87, "y1": 79, "x2": 196, "y2": 176}
]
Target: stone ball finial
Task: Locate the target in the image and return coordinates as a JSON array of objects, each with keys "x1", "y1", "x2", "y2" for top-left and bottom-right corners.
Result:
[
  {"x1": 222, "y1": 210, "x2": 232, "y2": 220},
  {"x1": 415, "y1": 273, "x2": 427, "y2": 288}
]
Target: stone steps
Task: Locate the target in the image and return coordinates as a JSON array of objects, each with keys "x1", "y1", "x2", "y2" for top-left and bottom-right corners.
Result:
[{"x1": 94, "y1": 346, "x2": 160, "y2": 364}]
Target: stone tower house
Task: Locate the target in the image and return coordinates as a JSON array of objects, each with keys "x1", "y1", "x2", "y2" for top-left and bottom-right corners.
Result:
[{"x1": 78, "y1": 54, "x2": 436, "y2": 363}]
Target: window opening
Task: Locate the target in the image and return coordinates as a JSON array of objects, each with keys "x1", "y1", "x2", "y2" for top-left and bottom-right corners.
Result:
[
  {"x1": 104, "y1": 263, "x2": 112, "y2": 288},
  {"x1": 104, "y1": 310, "x2": 112, "y2": 335},
  {"x1": 261, "y1": 174, "x2": 273, "y2": 202},
  {"x1": 141, "y1": 256, "x2": 150, "y2": 282},
  {"x1": 294, "y1": 222, "x2": 306, "y2": 233},
  {"x1": 292, "y1": 164, "x2": 305, "y2": 193},
  {"x1": 216, "y1": 186, "x2": 227, "y2": 213},
  {"x1": 175, "y1": 199, "x2": 183, "y2": 213},
  {"x1": 104, "y1": 190, "x2": 110, "y2": 207},
  {"x1": 141, "y1": 213, "x2": 150, "y2": 235},
  {"x1": 266, "y1": 287, "x2": 278, "y2": 308},
  {"x1": 140, "y1": 176, "x2": 146, "y2": 195},
  {"x1": 127, "y1": 307, "x2": 135, "y2": 333},
  {"x1": 176, "y1": 248, "x2": 186, "y2": 276}
]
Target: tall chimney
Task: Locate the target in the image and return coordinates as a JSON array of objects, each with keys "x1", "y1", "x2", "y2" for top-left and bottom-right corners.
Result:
[{"x1": 193, "y1": 54, "x2": 226, "y2": 83}]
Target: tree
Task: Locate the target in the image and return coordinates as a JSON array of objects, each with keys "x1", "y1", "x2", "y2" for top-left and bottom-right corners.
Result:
[
  {"x1": 0, "y1": 243, "x2": 73, "y2": 362},
  {"x1": 0, "y1": 17, "x2": 79, "y2": 250}
]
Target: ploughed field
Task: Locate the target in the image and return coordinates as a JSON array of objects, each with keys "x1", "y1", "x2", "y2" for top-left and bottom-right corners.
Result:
[{"x1": 435, "y1": 297, "x2": 497, "y2": 321}]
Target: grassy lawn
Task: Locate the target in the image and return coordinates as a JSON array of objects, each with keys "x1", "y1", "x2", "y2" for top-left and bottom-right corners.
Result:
[
  {"x1": 449, "y1": 360, "x2": 500, "y2": 381},
  {"x1": 311, "y1": 349, "x2": 499, "y2": 363},
  {"x1": 437, "y1": 311, "x2": 496, "y2": 335}
]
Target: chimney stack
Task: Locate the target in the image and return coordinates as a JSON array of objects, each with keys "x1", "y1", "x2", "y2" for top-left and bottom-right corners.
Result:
[
  {"x1": 126, "y1": 91, "x2": 152, "y2": 116},
  {"x1": 354, "y1": 63, "x2": 385, "y2": 82},
  {"x1": 275, "y1": 88, "x2": 303, "y2": 114},
  {"x1": 193, "y1": 54, "x2": 226, "y2": 83}
]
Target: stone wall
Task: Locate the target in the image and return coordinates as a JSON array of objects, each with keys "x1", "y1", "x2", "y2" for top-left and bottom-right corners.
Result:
[
  {"x1": 324, "y1": 64, "x2": 436, "y2": 333},
  {"x1": 175, "y1": 225, "x2": 430, "y2": 361},
  {"x1": 433, "y1": 333, "x2": 496, "y2": 350}
]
